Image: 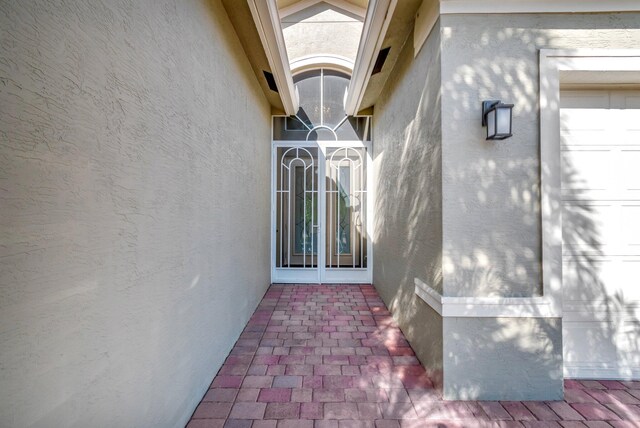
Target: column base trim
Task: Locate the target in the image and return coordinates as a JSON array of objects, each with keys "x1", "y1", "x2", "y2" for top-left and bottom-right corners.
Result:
[{"x1": 414, "y1": 278, "x2": 561, "y2": 318}]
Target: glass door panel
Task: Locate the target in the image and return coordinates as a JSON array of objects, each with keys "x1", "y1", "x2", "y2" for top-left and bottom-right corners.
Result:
[
  {"x1": 275, "y1": 147, "x2": 319, "y2": 269},
  {"x1": 272, "y1": 143, "x2": 370, "y2": 283},
  {"x1": 325, "y1": 147, "x2": 367, "y2": 269}
]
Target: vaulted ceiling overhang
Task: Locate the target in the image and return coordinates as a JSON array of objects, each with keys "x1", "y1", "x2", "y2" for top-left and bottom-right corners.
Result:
[
  {"x1": 247, "y1": 0, "x2": 299, "y2": 115},
  {"x1": 344, "y1": 0, "x2": 399, "y2": 115},
  {"x1": 222, "y1": 0, "x2": 298, "y2": 115},
  {"x1": 348, "y1": 0, "x2": 640, "y2": 114},
  {"x1": 222, "y1": 0, "x2": 426, "y2": 117},
  {"x1": 224, "y1": 0, "x2": 640, "y2": 117}
]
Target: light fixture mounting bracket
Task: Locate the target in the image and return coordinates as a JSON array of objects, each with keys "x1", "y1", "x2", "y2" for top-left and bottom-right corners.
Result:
[{"x1": 481, "y1": 100, "x2": 500, "y2": 126}]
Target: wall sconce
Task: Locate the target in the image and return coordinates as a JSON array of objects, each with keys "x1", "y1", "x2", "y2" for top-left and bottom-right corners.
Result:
[{"x1": 481, "y1": 100, "x2": 513, "y2": 140}]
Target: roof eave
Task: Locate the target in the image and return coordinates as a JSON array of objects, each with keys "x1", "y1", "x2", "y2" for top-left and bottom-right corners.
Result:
[
  {"x1": 344, "y1": 0, "x2": 397, "y2": 116},
  {"x1": 247, "y1": 0, "x2": 299, "y2": 115}
]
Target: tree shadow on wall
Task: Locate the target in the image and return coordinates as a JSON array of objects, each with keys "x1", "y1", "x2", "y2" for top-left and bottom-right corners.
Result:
[
  {"x1": 373, "y1": 17, "x2": 640, "y2": 404},
  {"x1": 560, "y1": 113, "x2": 640, "y2": 381}
]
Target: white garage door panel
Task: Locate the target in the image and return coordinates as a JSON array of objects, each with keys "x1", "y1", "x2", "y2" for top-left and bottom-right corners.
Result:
[
  {"x1": 563, "y1": 257, "x2": 640, "y2": 301},
  {"x1": 623, "y1": 151, "x2": 640, "y2": 190},
  {"x1": 563, "y1": 202, "x2": 640, "y2": 254},
  {"x1": 622, "y1": 205, "x2": 640, "y2": 247},
  {"x1": 563, "y1": 321, "x2": 640, "y2": 378},
  {"x1": 564, "y1": 323, "x2": 629, "y2": 361},
  {"x1": 561, "y1": 149, "x2": 613, "y2": 194},
  {"x1": 561, "y1": 89, "x2": 640, "y2": 380},
  {"x1": 562, "y1": 202, "x2": 612, "y2": 253}
]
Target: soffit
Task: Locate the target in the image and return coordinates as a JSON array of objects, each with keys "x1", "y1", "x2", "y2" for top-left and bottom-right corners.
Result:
[
  {"x1": 221, "y1": 0, "x2": 414, "y2": 115},
  {"x1": 358, "y1": 0, "x2": 423, "y2": 112},
  {"x1": 281, "y1": 2, "x2": 363, "y2": 69},
  {"x1": 221, "y1": 0, "x2": 286, "y2": 114}
]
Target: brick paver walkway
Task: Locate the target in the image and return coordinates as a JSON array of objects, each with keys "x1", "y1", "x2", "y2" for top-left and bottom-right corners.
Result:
[{"x1": 187, "y1": 285, "x2": 640, "y2": 427}]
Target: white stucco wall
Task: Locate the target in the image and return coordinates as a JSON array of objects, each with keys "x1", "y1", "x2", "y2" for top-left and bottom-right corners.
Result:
[
  {"x1": 282, "y1": 2, "x2": 363, "y2": 64},
  {"x1": 372, "y1": 22, "x2": 443, "y2": 383},
  {"x1": 444, "y1": 317, "x2": 563, "y2": 400},
  {"x1": 438, "y1": 12, "x2": 640, "y2": 400},
  {"x1": 0, "y1": 1, "x2": 271, "y2": 427}
]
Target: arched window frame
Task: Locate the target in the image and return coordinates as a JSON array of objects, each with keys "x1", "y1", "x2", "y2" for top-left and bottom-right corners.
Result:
[{"x1": 273, "y1": 68, "x2": 367, "y2": 142}]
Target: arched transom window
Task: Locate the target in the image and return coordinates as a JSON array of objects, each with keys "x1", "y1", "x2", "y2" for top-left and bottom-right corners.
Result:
[{"x1": 273, "y1": 68, "x2": 371, "y2": 141}]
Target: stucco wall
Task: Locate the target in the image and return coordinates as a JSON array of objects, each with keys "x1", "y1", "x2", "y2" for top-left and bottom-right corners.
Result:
[
  {"x1": 372, "y1": 23, "x2": 443, "y2": 380},
  {"x1": 0, "y1": 1, "x2": 271, "y2": 427},
  {"x1": 440, "y1": 12, "x2": 640, "y2": 298},
  {"x1": 373, "y1": 12, "x2": 640, "y2": 401},
  {"x1": 443, "y1": 317, "x2": 563, "y2": 400},
  {"x1": 436, "y1": 12, "x2": 640, "y2": 400},
  {"x1": 282, "y1": 3, "x2": 363, "y2": 64}
]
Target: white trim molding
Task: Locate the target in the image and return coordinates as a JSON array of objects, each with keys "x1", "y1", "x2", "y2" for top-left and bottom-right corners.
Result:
[
  {"x1": 344, "y1": 0, "x2": 397, "y2": 116},
  {"x1": 414, "y1": 0, "x2": 439, "y2": 57},
  {"x1": 414, "y1": 279, "x2": 443, "y2": 315},
  {"x1": 427, "y1": 50, "x2": 640, "y2": 320},
  {"x1": 538, "y1": 48, "x2": 640, "y2": 321},
  {"x1": 439, "y1": 0, "x2": 640, "y2": 14},
  {"x1": 564, "y1": 363, "x2": 640, "y2": 381},
  {"x1": 414, "y1": 278, "x2": 561, "y2": 318},
  {"x1": 412, "y1": 0, "x2": 640, "y2": 56},
  {"x1": 248, "y1": 0, "x2": 299, "y2": 115},
  {"x1": 279, "y1": 0, "x2": 366, "y2": 19},
  {"x1": 290, "y1": 55, "x2": 354, "y2": 75}
]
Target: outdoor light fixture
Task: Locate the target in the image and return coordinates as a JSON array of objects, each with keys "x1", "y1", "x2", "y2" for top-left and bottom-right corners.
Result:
[{"x1": 481, "y1": 100, "x2": 513, "y2": 140}]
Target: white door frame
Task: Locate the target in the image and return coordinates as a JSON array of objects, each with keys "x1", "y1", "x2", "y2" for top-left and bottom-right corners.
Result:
[
  {"x1": 539, "y1": 49, "x2": 640, "y2": 315},
  {"x1": 271, "y1": 140, "x2": 373, "y2": 284},
  {"x1": 539, "y1": 49, "x2": 640, "y2": 379}
]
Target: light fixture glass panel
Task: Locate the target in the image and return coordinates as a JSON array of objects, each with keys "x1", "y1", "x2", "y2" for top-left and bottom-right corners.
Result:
[
  {"x1": 487, "y1": 109, "x2": 496, "y2": 138},
  {"x1": 496, "y1": 106, "x2": 511, "y2": 135}
]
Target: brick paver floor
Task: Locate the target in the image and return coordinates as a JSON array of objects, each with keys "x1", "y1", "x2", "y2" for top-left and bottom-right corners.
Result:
[{"x1": 187, "y1": 285, "x2": 640, "y2": 427}]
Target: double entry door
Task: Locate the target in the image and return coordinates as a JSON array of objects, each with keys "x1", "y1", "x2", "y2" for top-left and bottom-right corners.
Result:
[{"x1": 272, "y1": 141, "x2": 372, "y2": 283}]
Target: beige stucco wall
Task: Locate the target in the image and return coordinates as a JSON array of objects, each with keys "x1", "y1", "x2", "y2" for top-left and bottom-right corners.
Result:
[
  {"x1": 440, "y1": 12, "x2": 640, "y2": 298},
  {"x1": 282, "y1": 2, "x2": 363, "y2": 64},
  {"x1": 0, "y1": 1, "x2": 271, "y2": 427},
  {"x1": 372, "y1": 22, "x2": 443, "y2": 382}
]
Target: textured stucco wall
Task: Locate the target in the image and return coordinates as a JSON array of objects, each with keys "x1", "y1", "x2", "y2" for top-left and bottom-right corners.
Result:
[
  {"x1": 282, "y1": 3, "x2": 363, "y2": 64},
  {"x1": 372, "y1": 23, "x2": 443, "y2": 380},
  {"x1": 0, "y1": 1, "x2": 271, "y2": 427},
  {"x1": 437, "y1": 12, "x2": 640, "y2": 400},
  {"x1": 443, "y1": 317, "x2": 563, "y2": 400},
  {"x1": 373, "y1": 12, "x2": 640, "y2": 401},
  {"x1": 440, "y1": 13, "x2": 640, "y2": 298}
]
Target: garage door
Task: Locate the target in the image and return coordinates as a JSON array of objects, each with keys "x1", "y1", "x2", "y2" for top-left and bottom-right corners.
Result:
[{"x1": 561, "y1": 89, "x2": 640, "y2": 379}]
